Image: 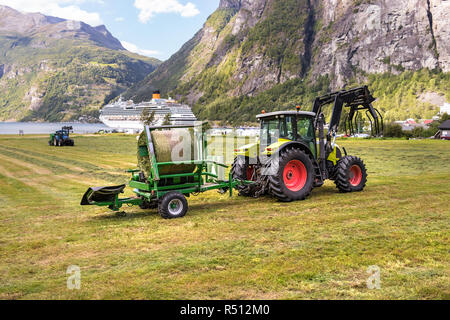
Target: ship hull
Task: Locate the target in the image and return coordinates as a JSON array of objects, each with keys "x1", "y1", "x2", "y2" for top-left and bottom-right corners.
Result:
[{"x1": 99, "y1": 117, "x2": 145, "y2": 130}]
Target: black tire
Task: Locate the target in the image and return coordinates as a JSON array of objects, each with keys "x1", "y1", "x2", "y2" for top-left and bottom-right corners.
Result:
[
  {"x1": 231, "y1": 156, "x2": 258, "y2": 197},
  {"x1": 266, "y1": 147, "x2": 315, "y2": 202},
  {"x1": 334, "y1": 156, "x2": 367, "y2": 193},
  {"x1": 158, "y1": 192, "x2": 188, "y2": 219}
]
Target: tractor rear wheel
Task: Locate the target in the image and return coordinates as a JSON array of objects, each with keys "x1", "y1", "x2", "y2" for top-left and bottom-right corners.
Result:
[
  {"x1": 158, "y1": 192, "x2": 188, "y2": 219},
  {"x1": 231, "y1": 156, "x2": 258, "y2": 197},
  {"x1": 334, "y1": 156, "x2": 367, "y2": 192},
  {"x1": 266, "y1": 148, "x2": 314, "y2": 202}
]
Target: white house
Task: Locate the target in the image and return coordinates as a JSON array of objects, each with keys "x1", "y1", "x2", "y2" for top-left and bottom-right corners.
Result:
[{"x1": 440, "y1": 103, "x2": 450, "y2": 115}]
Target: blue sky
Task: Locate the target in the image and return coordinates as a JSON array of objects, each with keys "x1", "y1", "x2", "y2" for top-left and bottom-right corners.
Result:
[{"x1": 0, "y1": 0, "x2": 220, "y2": 60}]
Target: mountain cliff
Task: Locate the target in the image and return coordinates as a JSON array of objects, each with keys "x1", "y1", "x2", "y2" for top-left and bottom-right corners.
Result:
[
  {"x1": 0, "y1": 5, "x2": 161, "y2": 122},
  {"x1": 125, "y1": 0, "x2": 450, "y2": 124}
]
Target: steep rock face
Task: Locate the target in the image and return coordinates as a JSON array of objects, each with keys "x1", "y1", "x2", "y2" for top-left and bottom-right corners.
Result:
[
  {"x1": 313, "y1": 0, "x2": 443, "y2": 87},
  {"x1": 219, "y1": 0, "x2": 242, "y2": 9},
  {"x1": 126, "y1": 0, "x2": 450, "y2": 123},
  {"x1": 429, "y1": 0, "x2": 450, "y2": 72}
]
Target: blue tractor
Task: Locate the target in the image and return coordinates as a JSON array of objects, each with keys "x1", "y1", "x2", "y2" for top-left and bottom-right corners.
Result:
[{"x1": 49, "y1": 126, "x2": 75, "y2": 147}]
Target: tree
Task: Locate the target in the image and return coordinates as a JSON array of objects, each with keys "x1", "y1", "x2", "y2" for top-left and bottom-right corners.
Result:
[
  {"x1": 141, "y1": 108, "x2": 156, "y2": 126},
  {"x1": 440, "y1": 113, "x2": 450, "y2": 122},
  {"x1": 162, "y1": 112, "x2": 172, "y2": 126}
]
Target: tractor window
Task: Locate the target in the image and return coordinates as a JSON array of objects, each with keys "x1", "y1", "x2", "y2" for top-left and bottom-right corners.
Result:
[
  {"x1": 297, "y1": 117, "x2": 314, "y2": 141},
  {"x1": 297, "y1": 117, "x2": 316, "y2": 158},
  {"x1": 279, "y1": 117, "x2": 288, "y2": 138},
  {"x1": 285, "y1": 116, "x2": 295, "y2": 140},
  {"x1": 278, "y1": 116, "x2": 295, "y2": 140},
  {"x1": 261, "y1": 119, "x2": 281, "y2": 146},
  {"x1": 261, "y1": 116, "x2": 297, "y2": 146}
]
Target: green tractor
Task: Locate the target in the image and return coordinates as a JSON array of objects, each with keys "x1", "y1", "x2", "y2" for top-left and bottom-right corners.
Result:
[
  {"x1": 49, "y1": 126, "x2": 75, "y2": 147},
  {"x1": 231, "y1": 86, "x2": 383, "y2": 201}
]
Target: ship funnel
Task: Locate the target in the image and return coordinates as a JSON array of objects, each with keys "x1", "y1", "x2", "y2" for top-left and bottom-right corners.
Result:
[{"x1": 152, "y1": 90, "x2": 161, "y2": 100}]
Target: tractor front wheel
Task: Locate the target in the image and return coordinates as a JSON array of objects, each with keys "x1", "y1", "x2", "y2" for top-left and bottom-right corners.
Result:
[
  {"x1": 267, "y1": 148, "x2": 314, "y2": 202},
  {"x1": 158, "y1": 192, "x2": 188, "y2": 219},
  {"x1": 334, "y1": 156, "x2": 367, "y2": 192}
]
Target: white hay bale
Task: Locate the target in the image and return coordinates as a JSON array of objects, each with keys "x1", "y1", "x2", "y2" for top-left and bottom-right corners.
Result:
[{"x1": 138, "y1": 129, "x2": 197, "y2": 177}]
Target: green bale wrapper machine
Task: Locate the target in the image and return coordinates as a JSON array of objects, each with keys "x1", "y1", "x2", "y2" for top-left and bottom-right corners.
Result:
[{"x1": 81, "y1": 123, "x2": 253, "y2": 219}]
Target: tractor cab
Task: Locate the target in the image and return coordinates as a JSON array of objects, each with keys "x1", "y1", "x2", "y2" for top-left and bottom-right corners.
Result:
[
  {"x1": 256, "y1": 111, "x2": 317, "y2": 157},
  {"x1": 57, "y1": 129, "x2": 69, "y2": 140}
]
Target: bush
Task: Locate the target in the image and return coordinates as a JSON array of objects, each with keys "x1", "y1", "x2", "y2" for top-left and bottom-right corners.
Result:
[
  {"x1": 384, "y1": 123, "x2": 404, "y2": 138},
  {"x1": 411, "y1": 127, "x2": 425, "y2": 138}
]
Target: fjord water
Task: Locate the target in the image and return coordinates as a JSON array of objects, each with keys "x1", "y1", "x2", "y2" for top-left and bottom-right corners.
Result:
[{"x1": 0, "y1": 122, "x2": 110, "y2": 134}]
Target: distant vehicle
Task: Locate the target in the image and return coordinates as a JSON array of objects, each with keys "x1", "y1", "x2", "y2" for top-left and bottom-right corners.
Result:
[
  {"x1": 49, "y1": 126, "x2": 74, "y2": 146},
  {"x1": 353, "y1": 133, "x2": 370, "y2": 138}
]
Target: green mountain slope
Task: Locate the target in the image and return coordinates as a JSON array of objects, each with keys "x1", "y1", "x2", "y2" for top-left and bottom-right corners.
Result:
[
  {"x1": 125, "y1": 0, "x2": 450, "y2": 124},
  {"x1": 0, "y1": 5, "x2": 160, "y2": 122}
]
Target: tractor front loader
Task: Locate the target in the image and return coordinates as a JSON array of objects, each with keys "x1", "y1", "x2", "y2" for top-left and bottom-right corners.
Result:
[{"x1": 232, "y1": 86, "x2": 383, "y2": 202}]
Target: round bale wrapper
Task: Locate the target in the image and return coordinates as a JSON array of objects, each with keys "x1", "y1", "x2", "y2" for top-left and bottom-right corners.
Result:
[{"x1": 137, "y1": 129, "x2": 197, "y2": 178}]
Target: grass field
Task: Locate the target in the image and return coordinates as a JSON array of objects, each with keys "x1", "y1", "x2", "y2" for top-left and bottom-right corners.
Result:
[{"x1": 0, "y1": 134, "x2": 449, "y2": 300}]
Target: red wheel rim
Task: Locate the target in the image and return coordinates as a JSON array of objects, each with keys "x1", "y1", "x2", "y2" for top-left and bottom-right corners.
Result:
[
  {"x1": 283, "y1": 160, "x2": 307, "y2": 192},
  {"x1": 246, "y1": 166, "x2": 255, "y2": 180},
  {"x1": 349, "y1": 165, "x2": 362, "y2": 186}
]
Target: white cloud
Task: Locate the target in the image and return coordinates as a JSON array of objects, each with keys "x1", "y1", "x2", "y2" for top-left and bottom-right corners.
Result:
[
  {"x1": 115, "y1": 17, "x2": 125, "y2": 22},
  {"x1": 134, "y1": 0, "x2": 200, "y2": 23},
  {"x1": 0, "y1": 0, "x2": 103, "y2": 26},
  {"x1": 121, "y1": 41, "x2": 160, "y2": 57}
]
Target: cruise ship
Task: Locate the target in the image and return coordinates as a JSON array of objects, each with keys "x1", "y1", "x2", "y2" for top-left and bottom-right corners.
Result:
[{"x1": 99, "y1": 91, "x2": 197, "y2": 130}]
